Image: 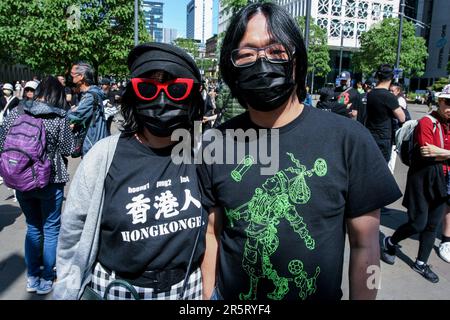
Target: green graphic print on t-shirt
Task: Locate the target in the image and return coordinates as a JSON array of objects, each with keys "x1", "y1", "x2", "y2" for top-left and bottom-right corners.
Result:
[{"x1": 225, "y1": 153, "x2": 327, "y2": 300}]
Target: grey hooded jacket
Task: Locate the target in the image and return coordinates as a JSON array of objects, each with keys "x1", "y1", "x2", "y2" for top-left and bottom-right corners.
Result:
[{"x1": 54, "y1": 134, "x2": 119, "y2": 300}]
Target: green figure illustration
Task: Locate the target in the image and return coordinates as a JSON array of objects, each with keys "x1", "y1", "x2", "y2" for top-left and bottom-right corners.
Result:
[
  {"x1": 226, "y1": 153, "x2": 327, "y2": 300},
  {"x1": 288, "y1": 260, "x2": 320, "y2": 300},
  {"x1": 231, "y1": 155, "x2": 254, "y2": 182}
]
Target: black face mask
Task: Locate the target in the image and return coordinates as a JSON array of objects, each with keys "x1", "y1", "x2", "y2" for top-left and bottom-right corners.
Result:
[
  {"x1": 235, "y1": 59, "x2": 295, "y2": 112},
  {"x1": 135, "y1": 92, "x2": 190, "y2": 137},
  {"x1": 65, "y1": 74, "x2": 76, "y2": 88}
]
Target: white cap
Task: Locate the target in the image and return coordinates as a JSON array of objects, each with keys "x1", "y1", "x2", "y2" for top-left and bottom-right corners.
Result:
[
  {"x1": 24, "y1": 81, "x2": 39, "y2": 90},
  {"x1": 439, "y1": 84, "x2": 450, "y2": 99},
  {"x1": 2, "y1": 83, "x2": 13, "y2": 92}
]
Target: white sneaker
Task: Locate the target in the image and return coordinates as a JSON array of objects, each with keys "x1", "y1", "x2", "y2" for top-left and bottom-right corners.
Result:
[
  {"x1": 438, "y1": 242, "x2": 450, "y2": 263},
  {"x1": 26, "y1": 276, "x2": 40, "y2": 293},
  {"x1": 36, "y1": 279, "x2": 53, "y2": 295}
]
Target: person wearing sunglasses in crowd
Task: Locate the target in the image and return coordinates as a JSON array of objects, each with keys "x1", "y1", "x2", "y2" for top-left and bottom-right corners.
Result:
[
  {"x1": 22, "y1": 81, "x2": 39, "y2": 102},
  {"x1": 198, "y1": 3, "x2": 401, "y2": 301},
  {"x1": 54, "y1": 43, "x2": 206, "y2": 300},
  {"x1": 382, "y1": 84, "x2": 450, "y2": 280}
]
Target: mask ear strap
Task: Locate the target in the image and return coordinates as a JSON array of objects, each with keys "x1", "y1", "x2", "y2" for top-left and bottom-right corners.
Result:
[{"x1": 189, "y1": 90, "x2": 203, "y2": 123}]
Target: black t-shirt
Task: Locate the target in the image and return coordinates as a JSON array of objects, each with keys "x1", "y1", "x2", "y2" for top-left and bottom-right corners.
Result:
[
  {"x1": 316, "y1": 100, "x2": 349, "y2": 118},
  {"x1": 97, "y1": 134, "x2": 206, "y2": 275},
  {"x1": 366, "y1": 88, "x2": 400, "y2": 141},
  {"x1": 198, "y1": 106, "x2": 401, "y2": 301}
]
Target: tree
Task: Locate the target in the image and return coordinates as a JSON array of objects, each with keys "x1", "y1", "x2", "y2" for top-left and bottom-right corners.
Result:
[
  {"x1": 432, "y1": 77, "x2": 450, "y2": 92},
  {"x1": 220, "y1": 0, "x2": 272, "y2": 15},
  {"x1": 297, "y1": 17, "x2": 331, "y2": 91},
  {"x1": 173, "y1": 38, "x2": 200, "y2": 60},
  {"x1": 0, "y1": 0, "x2": 150, "y2": 79},
  {"x1": 172, "y1": 38, "x2": 219, "y2": 79},
  {"x1": 353, "y1": 18, "x2": 428, "y2": 78}
]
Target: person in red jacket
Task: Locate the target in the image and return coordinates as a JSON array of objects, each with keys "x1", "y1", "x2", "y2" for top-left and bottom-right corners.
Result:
[
  {"x1": 418, "y1": 84, "x2": 450, "y2": 264},
  {"x1": 381, "y1": 85, "x2": 450, "y2": 283}
]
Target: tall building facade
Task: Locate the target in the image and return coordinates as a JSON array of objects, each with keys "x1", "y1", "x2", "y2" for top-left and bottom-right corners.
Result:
[
  {"x1": 405, "y1": 0, "x2": 450, "y2": 88},
  {"x1": 218, "y1": 1, "x2": 232, "y2": 35},
  {"x1": 276, "y1": 0, "x2": 399, "y2": 81},
  {"x1": 277, "y1": 0, "x2": 399, "y2": 49},
  {"x1": 142, "y1": 1, "x2": 164, "y2": 43},
  {"x1": 163, "y1": 28, "x2": 178, "y2": 44},
  {"x1": 186, "y1": 0, "x2": 214, "y2": 43},
  {"x1": 277, "y1": 0, "x2": 308, "y2": 17}
]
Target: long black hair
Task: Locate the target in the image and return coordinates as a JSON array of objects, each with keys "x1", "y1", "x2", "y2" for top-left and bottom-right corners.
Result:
[
  {"x1": 220, "y1": 2, "x2": 308, "y2": 107},
  {"x1": 120, "y1": 81, "x2": 142, "y2": 134},
  {"x1": 34, "y1": 76, "x2": 69, "y2": 110}
]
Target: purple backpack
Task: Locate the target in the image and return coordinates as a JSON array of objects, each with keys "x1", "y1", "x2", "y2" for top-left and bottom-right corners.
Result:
[{"x1": 0, "y1": 107, "x2": 51, "y2": 191}]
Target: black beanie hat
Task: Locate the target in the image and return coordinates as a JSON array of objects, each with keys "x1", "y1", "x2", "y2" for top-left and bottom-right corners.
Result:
[{"x1": 127, "y1": 42, "x2": 202, "y2": 83}]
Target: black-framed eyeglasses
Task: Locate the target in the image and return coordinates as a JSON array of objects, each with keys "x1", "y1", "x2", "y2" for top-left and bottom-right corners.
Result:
[{"x1": 231, "y1": 43, "x2": 294, "y2": 68}]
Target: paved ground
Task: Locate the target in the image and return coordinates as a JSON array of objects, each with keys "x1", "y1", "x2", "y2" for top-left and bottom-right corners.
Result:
[{"x1": 0, "y1": 104, "x2": 449, "y2": 300}]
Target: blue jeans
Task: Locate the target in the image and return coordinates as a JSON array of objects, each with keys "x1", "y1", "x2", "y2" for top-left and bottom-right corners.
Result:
[
  {"x1": 210, "y1": 287, "x2": 223, "y2": 300},
  {"x1": 16, "y1": 183, "x2": 64, "y2": 281}
]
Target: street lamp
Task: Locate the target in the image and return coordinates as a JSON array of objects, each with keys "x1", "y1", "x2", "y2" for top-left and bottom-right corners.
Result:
[
  {"x1": 395, "y1": 0, "x2": 406, "y2": 81},
  {"x1": 304, "y1": 0, "x2": 312, "y2": 49},
  {"x1": 337, "y1": 1, "x2": 349, "y2": 76},
  {"x1": 134, "y1": 0, "x2": 139, "y2": 46},
  {"x1": 338, "y1": 23, "x2": 345, "y2": 76}
]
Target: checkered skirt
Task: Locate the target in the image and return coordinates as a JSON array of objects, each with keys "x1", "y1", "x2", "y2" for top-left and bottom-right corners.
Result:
[{"x1": 89, "y1": 262, "x2": 203, "y2": 300}]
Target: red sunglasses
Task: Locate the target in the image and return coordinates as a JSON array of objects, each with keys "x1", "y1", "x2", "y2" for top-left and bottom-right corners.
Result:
[{"x1": 131, "y1": 78, "x2": 194, "y2": 102}]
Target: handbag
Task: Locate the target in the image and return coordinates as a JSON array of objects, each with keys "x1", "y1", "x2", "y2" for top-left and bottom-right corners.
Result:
[
  {"x1": 80, "y1": 279, "x2": 140, "y2": 300},
  {"x1": 71, "y1": 125, "x2": 87, "y2": 158}
]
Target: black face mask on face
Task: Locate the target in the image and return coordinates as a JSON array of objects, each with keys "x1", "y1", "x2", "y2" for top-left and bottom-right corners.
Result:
[
  {"x1": 65, "y1": 74, "x2": 77, "y2": 88},
  {"x1": 135, "y1": 92, "x2": 191, "y2": 137},
  {"x1": 235, "y1": 59, "x2": 295, "y2": 112}
]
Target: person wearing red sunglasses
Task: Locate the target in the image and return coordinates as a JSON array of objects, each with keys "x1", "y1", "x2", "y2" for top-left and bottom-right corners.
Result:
[{"x1": 55, "y1": 43, "x2": 207, "y2": 301}]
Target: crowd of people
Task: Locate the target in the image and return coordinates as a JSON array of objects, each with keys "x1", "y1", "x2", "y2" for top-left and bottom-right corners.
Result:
[{"x1": 0, "y1": 2, "x2": 449, "y2": 300}]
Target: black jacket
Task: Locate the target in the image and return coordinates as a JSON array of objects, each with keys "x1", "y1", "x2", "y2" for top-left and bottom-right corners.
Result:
[
  {"x1": 0, "y1": 96, "x2": 20, "y2": 118},
  {"x1": 402, "y1": 161, "x2": 447, "y2": 211}
]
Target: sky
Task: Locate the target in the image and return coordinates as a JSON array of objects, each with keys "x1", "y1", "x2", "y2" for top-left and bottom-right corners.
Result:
[{"x1": 162, "y1": 0, "x2": 219, "y2": 38}]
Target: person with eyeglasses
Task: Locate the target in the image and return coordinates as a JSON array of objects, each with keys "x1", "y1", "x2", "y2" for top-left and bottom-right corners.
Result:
[
  {"x1": 54, "y1": 43, "x2": 207, "y2": 300},
  {"x1": 198, "y1": 2, "x2": 401, "y2": 301},
  {"x1": 66, "y1": 62, "x2": 109, "y2": 157}
]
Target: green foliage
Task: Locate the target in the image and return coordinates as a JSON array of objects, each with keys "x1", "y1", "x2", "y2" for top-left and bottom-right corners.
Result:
[
  {"x1": 297, "y1": 17, "x2": 331, "y2": 78},
  {"x1": 220, "y1": 0, "x2": 272, "y2": 15},
  {"x1": 353, "y1": 18, "x2": 428, "y2": 78},
  {"x1": 198, "y1": 58, "x2": 218, "y2": 74},
  {"x1": 215, "y1": 85, "x2": 245, "y2": 123},
  {"x1": 406, "y1": 91, "x2": 424, "y2": 102},
  {"x1": 173, "y1": 38, "x2": 200, "y2": 60},
  {"x1": 0, "y1": 0, "x2": 151, "y2": 79},
  {"x1": 173, "y1": 38, "x2": 219, "y2": 78},
  {"x1": 432, "y1": 77, "x2": 450, "y2": 92}
]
